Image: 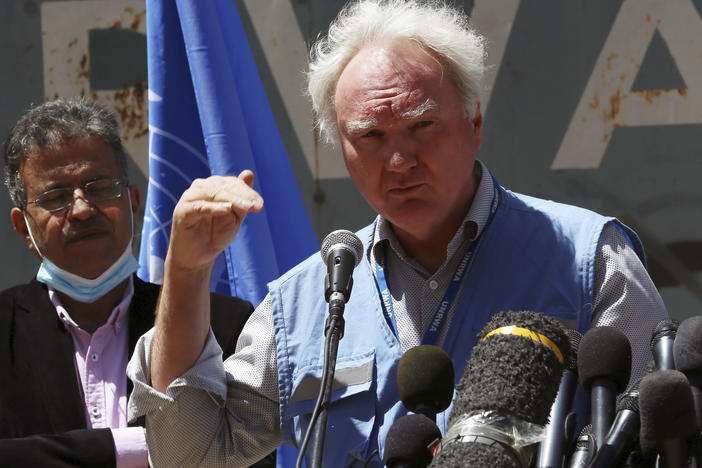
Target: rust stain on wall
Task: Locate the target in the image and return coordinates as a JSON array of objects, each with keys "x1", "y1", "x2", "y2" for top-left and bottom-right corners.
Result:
[
  {"x1": 603, "y1": 89, "x2": 622, "y2": 121},
  {"x1": 589, "y1": 93, "x2": 599, "y2": 109},
  {"x1": 78, "y1": 53, "x2": 89, "y2": 80},
  {"x1": 641, "y1": 89, "x2": 660, "y2": 104},
  {"x1": 113, "y1": 81, "x2": 148, "y2": 140},
  {"x1": 631, "y1": 88, "x2": 688, "y2": 104},
  {"x1": 130, "y1": 9, "x2": 145, "y2": 31},
  {"x1": 606, "y1": 52, "x2": 618, "y2": 70}
]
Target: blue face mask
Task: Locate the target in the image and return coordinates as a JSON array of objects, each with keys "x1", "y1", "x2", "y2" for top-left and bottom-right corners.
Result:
[
  {"x1": 35, "y1": 241, "x2": 139, "y2": 303},
  {"x1": 24, "y1": 191, "x2": 139, "y2": 303}
]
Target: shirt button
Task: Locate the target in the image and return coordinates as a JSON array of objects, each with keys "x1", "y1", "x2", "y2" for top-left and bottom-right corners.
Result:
[
  {"x1": 90, "y1": 407, "x2": 100, "y2": 417},
  {"x1": 429, "y1": 280, "x2": 439, "y2": 290},
  {"x1": 91, "y1": 353, "x2": 99, "y2": 362}
]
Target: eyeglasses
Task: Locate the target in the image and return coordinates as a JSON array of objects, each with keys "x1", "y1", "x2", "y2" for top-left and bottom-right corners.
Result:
[{"x1": 27, "y1": 178, "x2": 125, "y2": 212}]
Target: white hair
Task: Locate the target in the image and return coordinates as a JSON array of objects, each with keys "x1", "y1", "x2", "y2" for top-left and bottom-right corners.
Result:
[{"x1": 307, "y1": 0, "x2": 487, "y2": 144}]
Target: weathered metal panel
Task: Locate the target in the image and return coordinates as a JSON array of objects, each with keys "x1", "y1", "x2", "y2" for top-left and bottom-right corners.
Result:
[{"x1": 1, "y1": 0, "x2": 700, "y2": 320}]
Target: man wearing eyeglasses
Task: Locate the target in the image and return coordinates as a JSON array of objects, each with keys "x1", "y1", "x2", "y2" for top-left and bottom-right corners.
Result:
[{"x1": 0, "y1": 97, "x2": 256, "y2": 467}]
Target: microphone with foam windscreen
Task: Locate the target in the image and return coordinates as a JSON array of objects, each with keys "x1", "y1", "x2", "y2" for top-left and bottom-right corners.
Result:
[
  {"x1": 673, "y1": 316, "x2": 702, "y2": 429},
  {"x1": 430, "y1": 311, "x2": 569, "y2": 468},
  {"x1": 673, "y1": 316, "x2": 702, "y2": 467},
  {"x1": 397, "y1": 345, "x2": 455, "y2": 423},
  {"x1": 639, "y1": 369, "x2": 698, "y2": 468},
  {"x1": 651, "y1": 319, "x2": 678, "y2": 371},
  {"x1": 383, "y1": 414, "x2": 442, "y2": 468},
  {"x1": 577, "y1": 326, "x2": 631, "y2": 451},
  {"x1": 536, "y1": 329, "x2": 582, "y2": 468}
]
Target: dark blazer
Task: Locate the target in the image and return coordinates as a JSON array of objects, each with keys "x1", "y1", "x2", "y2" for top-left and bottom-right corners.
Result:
[{"x1": 0, "y1": 275, "x2": 254, "y2": 467}]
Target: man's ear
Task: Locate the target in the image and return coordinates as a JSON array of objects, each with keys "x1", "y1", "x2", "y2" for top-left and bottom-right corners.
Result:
[
  {"x1": 473, "y1": 102, "x2": 483, "y2": 134},
  {"x1": 128, "y1": 185, "x2": 140, "y2": 235},
  {"x1": 472, "y1": 101, "x2": 483, "y2": 149},
  {"x1": 10, "y1": 207, "x2": 37, "y2": 254}
]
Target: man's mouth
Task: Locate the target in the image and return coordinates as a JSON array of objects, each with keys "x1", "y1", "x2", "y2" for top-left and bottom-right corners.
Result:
[
  {"x1": 389, "y1": 182, "x2": 425, "y2": 195},
  {"x1": 67, "y1": 228, "x2": 109, "y2": 243}
]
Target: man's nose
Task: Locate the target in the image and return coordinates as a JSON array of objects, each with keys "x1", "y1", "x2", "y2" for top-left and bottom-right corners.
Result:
[
  {"x1": 385, "y1": 137, "x2": 418, "y2": 172},
  {"x1": 66, "y1": 188, "x2": 96, "y2": 218}
]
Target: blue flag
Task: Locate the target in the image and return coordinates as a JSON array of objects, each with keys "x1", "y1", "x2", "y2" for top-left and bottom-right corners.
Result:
[
  {"x1": 140, "y1": 2, "x2": 317, "y2": 465},
  {"x1": 140, "y1": 0, "x2": 317, "y2": 305}
]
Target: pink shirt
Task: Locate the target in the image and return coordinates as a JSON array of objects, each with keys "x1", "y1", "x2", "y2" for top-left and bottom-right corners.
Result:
[{"x1": 49, "y1": 277, "x2": 148, "y2": 468}]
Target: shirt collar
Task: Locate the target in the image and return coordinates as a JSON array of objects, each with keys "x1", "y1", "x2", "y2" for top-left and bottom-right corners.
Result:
[
  {"x1": 50, "y1": 275, "x2": 134, "y2": 335},
  {"x1": 371, "y1": 160, "x2": 494, "y2": 269}
]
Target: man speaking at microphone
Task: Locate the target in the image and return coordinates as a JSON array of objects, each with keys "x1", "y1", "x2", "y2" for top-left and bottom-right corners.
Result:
[{"x1": 127, "y1": 0, "x2": 669, "y2": 466}]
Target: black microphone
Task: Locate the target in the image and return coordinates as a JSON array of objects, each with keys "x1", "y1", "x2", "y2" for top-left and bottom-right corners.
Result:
[
  {"x1": 587, "y1": 382, "x2": 640, "y2": 468},
  {"x1": 639, "y1": 369, "x2": 698, "y2": 468},
  {"x1": 651, "y1": 319, "x2": 678, "y2": 371},
  {"x1": 673, "y1": 316, "x2": 702, "y2": 428},
  {"x1": 673, "y1": 316, "x2": 702, "y2": 468},
  {"x1": 430, "y1": 311, "x2": 570, "y2": 468},
  {"x1": 397, "y1": 345, "x2": 455, "y2": 423},
  {"x1": 568, "y1": 424, "x2": 595, "y2": 468},
  {"x1": 577, "y1": 326, "x2": 631, "y2": 451},
  {"x1": 536, "y1": 329, "x2": 582, "y2": 468},
  {"x1": 384, "y1": 414, "x2": 442, "y2": 468},
  {"x1": 320, "y1": 229, "x2": 363, "y2": 304}
]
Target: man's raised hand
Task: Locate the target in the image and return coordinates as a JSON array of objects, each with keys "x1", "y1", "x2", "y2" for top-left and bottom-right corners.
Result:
[{"x1": 166, "y1": 170, "x2": 263, "y2": 273}]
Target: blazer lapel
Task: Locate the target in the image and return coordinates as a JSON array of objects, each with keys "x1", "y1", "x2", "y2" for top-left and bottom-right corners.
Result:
[
  {"x1": 15, "y1": 279, "x2": 87, "y2": 432},
  {"x1": 127, "y1": 276, "x2": 158, "y2": 427}
]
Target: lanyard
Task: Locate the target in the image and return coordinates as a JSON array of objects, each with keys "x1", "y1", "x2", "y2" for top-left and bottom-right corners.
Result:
[{"x1": 374, "y1": 178, "x2": 500, "y2": 345}]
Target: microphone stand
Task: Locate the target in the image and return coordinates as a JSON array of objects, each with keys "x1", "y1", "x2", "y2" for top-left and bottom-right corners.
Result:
[
  {"x1": 298, "y1": 234, "x2": 359, "y2": 468},
  {"x1": 310, "y1": 295, "x2": 346, "y2": 468},
  {"x1": 297, "y1": 294, "x2": 347, "y2": 468}
]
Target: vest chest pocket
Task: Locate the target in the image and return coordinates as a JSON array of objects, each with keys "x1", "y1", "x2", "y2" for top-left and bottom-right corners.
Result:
[{"x1": 283, "y1": 350, "x2": 377, "y2": 467}]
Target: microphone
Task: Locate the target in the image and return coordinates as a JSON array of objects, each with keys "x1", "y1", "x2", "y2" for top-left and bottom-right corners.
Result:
[
  {"x1": 587, "y1": 382, "x2": 640, "y2": 468},
  {"x1": 577, "y1": 326, "x2": 631, "y2": 450},
  {"x1": 320, "y1": 229, "x2": 363, "y2": 303},
  {"x1": 536, "y1": 329, "x2": 582, "y2": 468},
  {"x1": 651, "y1": 319, "x2": 678, "y2": 371},
  {"x1": 397, "y1": 345, "x2": 455, "y2": 423},
  {"x1": 673, "y1": 316, "x2": 702, "y2": 467},
  {"x1": 384, "y1": 414, "x2": 442, "y2": 468},
  {"x1": 673, "y1": 316, "x2": 702, "y2": 428},
  {"x1": 568, "y1": 424, "x2": 595, "y2": 468},
  {"x1": 430, "y1": 311, "x2": 570, "y2": 468},
  {"x1": 301, "y1": 230, "x2": 364, "y2": 468},
  {"x1": 639, "y1": 369, "x2": 698, "y2": 468}
]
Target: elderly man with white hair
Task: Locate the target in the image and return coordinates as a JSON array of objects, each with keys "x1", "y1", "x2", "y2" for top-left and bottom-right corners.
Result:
[{"x1": 127, "y1": 1, "x2": 668, "y2": 466}]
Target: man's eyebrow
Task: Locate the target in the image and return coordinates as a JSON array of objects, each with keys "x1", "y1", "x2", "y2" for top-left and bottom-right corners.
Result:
[
  {"x1": 400, "y1": 99, "x2": 439, "y2": 120},
  {"x1": 345, "y1": 118, "x2": 378, "y2": 136},
  {"x1": 343, "y1": 99, "x2": 439, "y2": 136}
]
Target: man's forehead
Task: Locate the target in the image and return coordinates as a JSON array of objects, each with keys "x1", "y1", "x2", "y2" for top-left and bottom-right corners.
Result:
[
  {"x1": 21, "y1": 138, "x2": 119, "y2": 180},
  {"x1": 335, "y1": 41, "x2": 445, "y2": 118},
  {"x1": 338, "y1": 43, "x2": 440, "y2": 92}
]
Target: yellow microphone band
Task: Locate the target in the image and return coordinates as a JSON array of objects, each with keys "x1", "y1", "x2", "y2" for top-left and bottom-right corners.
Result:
[{"x1": 482, "y1": 325, "x2": 564, "y2": 363}]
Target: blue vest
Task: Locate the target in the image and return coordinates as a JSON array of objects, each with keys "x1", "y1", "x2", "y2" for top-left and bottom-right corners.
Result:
[{"x1": 268, "y1": 185, "x2": 644, "y2": 467}]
